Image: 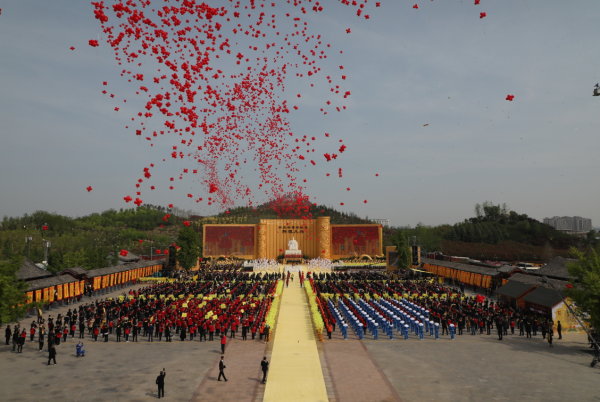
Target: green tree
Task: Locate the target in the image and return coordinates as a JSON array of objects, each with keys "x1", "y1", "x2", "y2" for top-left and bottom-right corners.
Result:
[
  {"x1": 392, "y1": 229, "x2": 411, "y2": 270},
  {"x1": 474, "y1": 225, "x2": 483, "y2": 243},
  {"x1": 586, "y1": 230, "x2": 598, "y2": 247},
  {"x1": 465, "y1": 224, "x2": 474, "y2": 243},
  {"x1": 2, "y1": 238, "x2": 13, "y2": 259},
  {"x1": 565, "y1": 248, "x2": 600, "y2": 331},
  {"x1": 176, "y1": 226, "x2": 201, "y2": 270},
  {"x1": 0, "y1": 254, "x2": 40, "y2": 326}
]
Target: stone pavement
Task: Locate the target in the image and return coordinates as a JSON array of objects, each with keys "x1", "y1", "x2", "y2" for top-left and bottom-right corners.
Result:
[
  {"x1": 263, "y1": 281, "x2": 328, "y2": 401},
  {"x1": 323, "y1": 331, "x2": 401, "y2": 402},
  {"x1": 190, "y1": 337, "x2": 267, "y2": 402},
  {"x1": 364, "y1": 331, "x2": 598, "y2": 402}
]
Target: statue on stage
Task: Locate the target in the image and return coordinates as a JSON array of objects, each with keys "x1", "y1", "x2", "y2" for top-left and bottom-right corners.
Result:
[{"x1": 287, "y1": 236, "x2": 299, "y2": 251}]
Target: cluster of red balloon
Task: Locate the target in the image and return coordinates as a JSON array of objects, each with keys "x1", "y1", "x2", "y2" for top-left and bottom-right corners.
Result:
[
  {"x1": 82, "y1": 0, "x2": 505, "y2": 218},
  {"x1": 85, "y1": 0, "x2": 388, "y2": 218}
]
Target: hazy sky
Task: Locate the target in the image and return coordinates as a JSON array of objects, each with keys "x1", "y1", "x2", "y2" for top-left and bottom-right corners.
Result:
[{"x1": 1, "y1": 0, "x2": 599, "y2": 227}]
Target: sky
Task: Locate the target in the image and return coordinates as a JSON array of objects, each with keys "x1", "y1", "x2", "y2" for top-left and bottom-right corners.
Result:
[{"x1": 0, "y1": 0, "x2": 599, "y2": 227}]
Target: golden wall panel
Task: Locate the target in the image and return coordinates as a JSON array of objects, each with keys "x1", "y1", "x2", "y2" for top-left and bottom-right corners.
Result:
[{"x1": 317, "y1": 216, "x2": 331, "y2": 260}]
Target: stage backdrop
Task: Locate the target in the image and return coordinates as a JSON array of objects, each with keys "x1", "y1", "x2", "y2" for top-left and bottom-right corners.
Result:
[
  {"x1": 203, "y1": 224, "x2": 257, "y2": 259},
  {"x1": 331, "y1": 225, "x2": 383, "y2": 260},
  {"x1": 202, "y1": 218, "x2": 381, "y2": 261}
]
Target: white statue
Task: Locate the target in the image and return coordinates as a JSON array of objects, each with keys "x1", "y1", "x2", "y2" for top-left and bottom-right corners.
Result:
[{"x1": 287, "y1": 236, "x2": 299, "y2": 251}]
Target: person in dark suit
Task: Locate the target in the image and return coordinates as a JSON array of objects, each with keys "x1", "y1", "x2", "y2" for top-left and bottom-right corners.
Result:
[
  {"x1": 557, "y1": 321, "x2": 562, "y2": 339},
  {"x1": 496, "y1": 318, "x2": 503, "y2": 341},
  {"x1": 5, "y1": 325, "x2": 11, "y2": 346},
  {"x1": 261, "y1": 357, "x2": 269, "y2": 383},
  {"x1": 156, "y1": 368, "x2": 166, "y2": 398},
  {"x1": 48, "y1": 345, "x2": 57, "y2": 365},
  {"x1": 218, "y1": 356, "x2": 227, "y2": 381}
]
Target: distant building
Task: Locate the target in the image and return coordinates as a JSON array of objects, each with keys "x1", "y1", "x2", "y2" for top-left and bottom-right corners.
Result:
[
  {"x1": 543, "y1": 216, "x2": 592, "y2": 232},
  {"x1": 371, "y1": 219, "x2": 390, "y2": 227}
]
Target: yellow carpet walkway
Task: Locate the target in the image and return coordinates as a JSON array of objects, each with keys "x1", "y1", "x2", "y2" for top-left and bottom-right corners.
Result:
[{"x1": 263, "y1": 281, "x2": 328, "y2": 402}]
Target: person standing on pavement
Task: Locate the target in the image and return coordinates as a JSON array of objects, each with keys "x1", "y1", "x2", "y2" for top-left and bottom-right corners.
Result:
[
  {"x1": 541, "y1": 320, "x2": 547, "y2": 340},
  {"x1": 220, "y1": 334, "x2": 227, "y2": 354},
  {"x1": 5, "y1": 325, "x2": 11, "y2": 346},
  {"x1": 557, "y1": 321, "x2": 562, "y2": 340},
  {"x1": 12, "y1": 327, "x2": 19, "y2": 352},
  {"x1": 18, "y1": 329, "x2": 26, "y2": 353},
  {"x1": 39, "y1": 325, "x2": 46, "y2": 351},
  {"x1": 496, "y1": 317, "x2": 503, "y2": 341},
  {"x1": 30, "y1": 322, "x2": 37, "y2": 342},
  {"x1": 261, "y1": 356, "x2": 269, "y2": 383},
  {"x1": 218, "y1": 356, "x2": 227, "y2": 381},
  {"x1": 48, "y1": 344, "x2": 57, "y2": 365},
  {"x1": 263, "y1": 323, "x2": 270, "y2": 345},
  {"x1": 156, "y1": 368, "x2": 166, "y2": 398}
]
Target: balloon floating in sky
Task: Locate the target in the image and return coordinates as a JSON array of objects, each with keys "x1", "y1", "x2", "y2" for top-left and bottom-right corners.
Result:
[
  {"x1": 86, "y1": 186, "x2": 93, "y2": 192},
  {"x1": 506, "y1": 95, "x2": 515, "y2": 101},
  {"x1": 82, "y1": 0, "x2": 495, "y2": 217}
]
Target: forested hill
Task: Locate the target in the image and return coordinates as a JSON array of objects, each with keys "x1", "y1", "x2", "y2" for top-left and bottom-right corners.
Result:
[
  {"x1": 0, "y1": 201, "x2": 375, "y2": 271},
  {"x1": 0, "y1": 206, "x2": 180, "y2": 272},
  {"x1": 213, "y1": 202, "x2": 373, "y2": 225},
  {"x1": 402, "y1": 202, "x2": 597, "y2": 262}
]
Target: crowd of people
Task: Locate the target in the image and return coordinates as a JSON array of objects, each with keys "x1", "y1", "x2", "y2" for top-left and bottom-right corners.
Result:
[
  {"x1": 3, "y1": 269, "x2": 282, "y2": 362},
  {"x1": 308, "y1": 270, "x2": 586, "y2": 347}
]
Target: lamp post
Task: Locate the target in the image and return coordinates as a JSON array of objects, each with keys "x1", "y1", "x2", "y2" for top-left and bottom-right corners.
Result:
[
  {"x1": 42, "y1": 239, "x2": 51, "y2": 264},
  {"x1": 541, "y1": 275, "x2": 599, "y2": 367}
]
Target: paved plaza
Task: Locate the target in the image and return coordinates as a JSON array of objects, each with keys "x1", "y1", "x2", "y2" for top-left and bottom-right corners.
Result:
[{"x1": 1, "y1": 282, "x2": 598, "y2": 402}]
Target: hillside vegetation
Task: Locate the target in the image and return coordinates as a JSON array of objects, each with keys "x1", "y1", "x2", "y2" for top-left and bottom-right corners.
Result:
[{"x1": 2, "y1": 200, "x2": 594, "y2": 270}]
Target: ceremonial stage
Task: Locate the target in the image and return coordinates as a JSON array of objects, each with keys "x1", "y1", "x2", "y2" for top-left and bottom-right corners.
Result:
[{"x1": 202, "y1": 217, "x2": 383, "y2": 261}]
